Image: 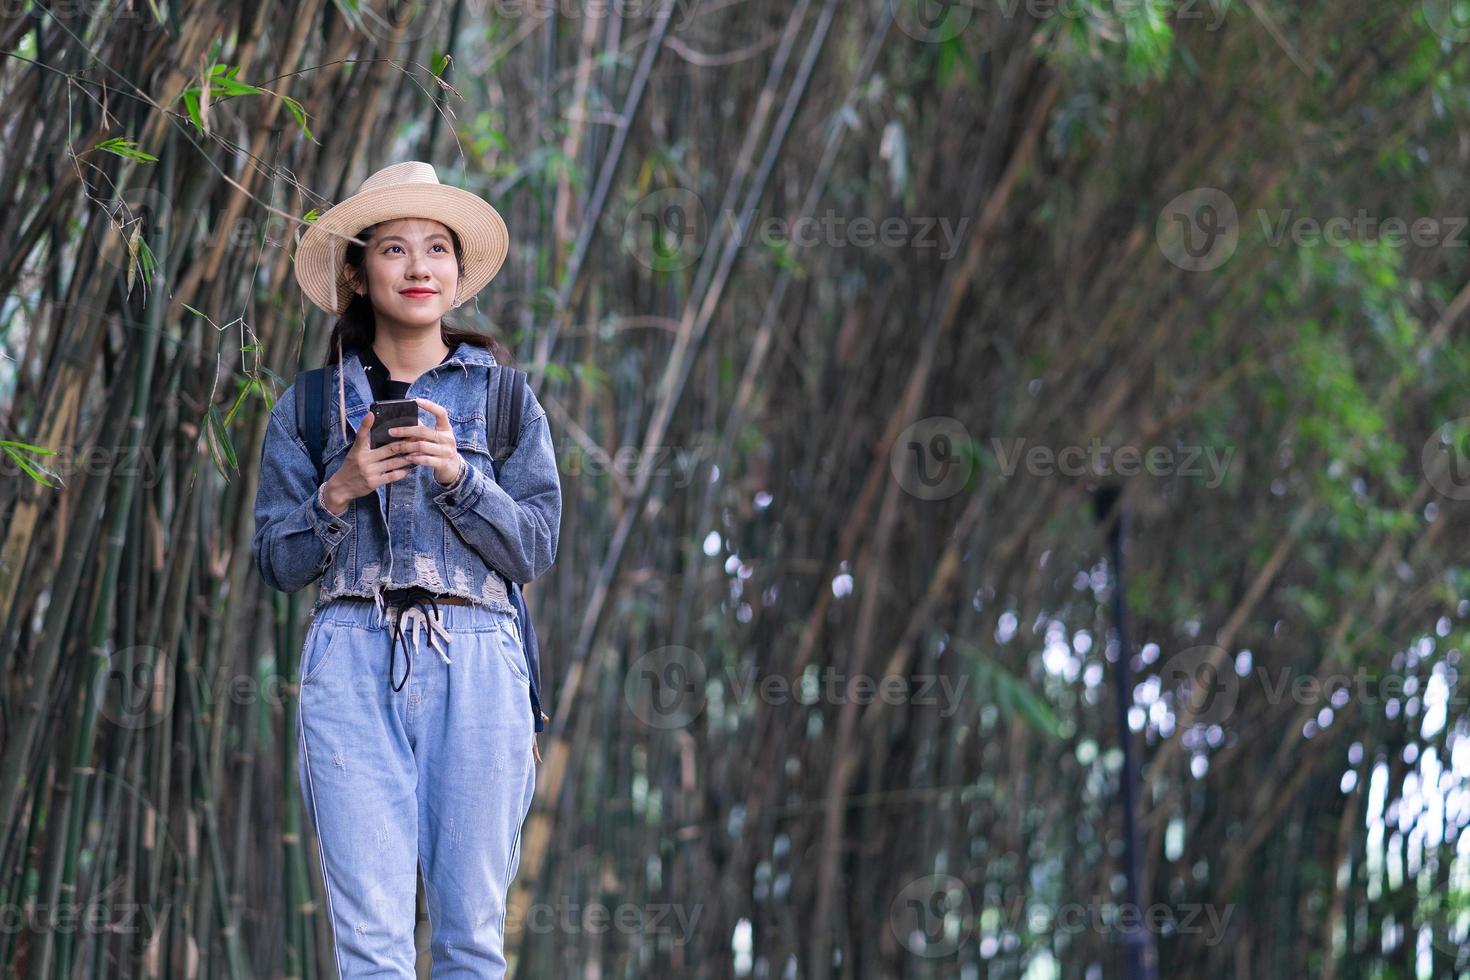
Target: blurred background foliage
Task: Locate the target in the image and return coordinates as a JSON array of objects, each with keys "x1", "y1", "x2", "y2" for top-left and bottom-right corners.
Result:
[{"x1": 1, "y1": 0, "x2": 1470, "y2": 977}]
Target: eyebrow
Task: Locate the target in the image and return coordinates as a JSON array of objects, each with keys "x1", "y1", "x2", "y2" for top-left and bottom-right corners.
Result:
[{"x1": 377, "y1": 233, "x2": 452, "y2": 246}]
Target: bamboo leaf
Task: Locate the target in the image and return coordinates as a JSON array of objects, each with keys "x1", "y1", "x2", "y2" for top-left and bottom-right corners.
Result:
[
  {"x1": 953, "y1": 638, "x2": 1061, "y2": 739},
  {"x1": 94, "y1": 137, "x2": 159, "y2": 163},
  {"x1": 1, "y1": 441, "x2": 60, "y2": 488}
]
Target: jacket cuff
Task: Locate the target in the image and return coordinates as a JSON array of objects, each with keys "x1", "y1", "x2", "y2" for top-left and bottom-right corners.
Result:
[
  {"x1": 435, "y1": 456, "x2": 469, "y2": 493},
  {"x1": 431, "y1": 457, "x2": 483, "y2": 517},
  {"x1": 312, "y1": 485, "x2": 352, "y2": 547}
]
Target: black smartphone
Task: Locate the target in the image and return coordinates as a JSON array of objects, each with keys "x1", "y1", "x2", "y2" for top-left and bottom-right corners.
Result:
[{"x1": 369, "y1": 399, "x2": 420, "y2": 449}]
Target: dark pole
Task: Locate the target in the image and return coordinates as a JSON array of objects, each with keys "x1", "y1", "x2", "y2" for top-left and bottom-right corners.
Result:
[{"x1": 1093, "y1": 485, "x2": 1159, "y2": 980}]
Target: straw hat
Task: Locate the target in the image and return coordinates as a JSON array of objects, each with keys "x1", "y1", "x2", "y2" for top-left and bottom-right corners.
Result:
[{"x1": 293, "y1": 160, "x2": 510, "y2": 316}]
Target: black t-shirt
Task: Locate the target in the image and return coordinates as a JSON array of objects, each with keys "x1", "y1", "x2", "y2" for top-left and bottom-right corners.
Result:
[{"x1": 358, "y1": 344, "x2": 449, "y2": 402}]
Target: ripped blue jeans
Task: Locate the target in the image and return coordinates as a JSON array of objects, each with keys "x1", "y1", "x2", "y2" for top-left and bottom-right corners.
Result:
[{"x1": 296, "y1": 597, "x2": 538, "y2": 978}]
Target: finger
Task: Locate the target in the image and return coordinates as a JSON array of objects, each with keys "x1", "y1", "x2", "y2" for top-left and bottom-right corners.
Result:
[
  {"x1": 416, "y1": 398, "x2": 452, "y2": 431},
  {"x1": 390, "y1": 424, "x2": 455, "y2": 444},
  {"x1": 373, "y1": 465, "x2": 413, "y2": 484},
  {"x1": 374, "y1": 459, "x2": 415, "y2": 476},
  {"x1": 372, "y1": 438, "x2": 427, "y2": 459},
  {"x1": 353, "y1": 411, "x2": 376, "y2": 446}
]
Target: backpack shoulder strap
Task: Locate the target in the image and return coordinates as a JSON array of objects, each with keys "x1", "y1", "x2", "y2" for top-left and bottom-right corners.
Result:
[
  {"x1": 294, "y1": 367, "x2": 328, "y2": 484},
  {"x1": 486, "y1": 365, "x2": 528, "y2": 468}
]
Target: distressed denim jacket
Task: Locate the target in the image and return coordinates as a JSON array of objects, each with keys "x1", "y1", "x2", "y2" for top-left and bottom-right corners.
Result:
[{"x1": 251, "y1": 341, "x2": 561, "y2": 658}]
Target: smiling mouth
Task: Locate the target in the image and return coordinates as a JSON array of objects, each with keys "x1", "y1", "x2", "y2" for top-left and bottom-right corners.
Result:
[{"x1": 400, "y1": 289, "x2": 437, "y2": 298}]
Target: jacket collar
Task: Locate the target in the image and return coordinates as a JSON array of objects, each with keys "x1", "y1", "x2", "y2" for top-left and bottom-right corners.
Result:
[{"x1": 330, "y1": 339, "x2": 502, "y2": 444}]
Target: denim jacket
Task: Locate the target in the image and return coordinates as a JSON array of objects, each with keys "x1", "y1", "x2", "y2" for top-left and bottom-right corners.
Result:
[{"x1": 251, "y1": 342, "x2": 561, "y2": 703}]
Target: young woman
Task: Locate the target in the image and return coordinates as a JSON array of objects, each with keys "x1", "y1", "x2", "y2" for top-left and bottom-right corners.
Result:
[{"x1": 252, "y1": 161, "x2": 561, "y2": 977}]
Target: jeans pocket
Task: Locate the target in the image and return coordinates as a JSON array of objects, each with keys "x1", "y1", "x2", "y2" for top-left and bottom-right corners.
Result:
[
  {"x1": 494, "y1": 620, "x2": 531, "y2": 685},
  {"x1": 301, "y1": 619, "x2": 345, "y2": 687}
]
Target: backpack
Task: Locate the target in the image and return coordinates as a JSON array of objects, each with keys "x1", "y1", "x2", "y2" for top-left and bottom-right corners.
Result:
[{"x1": 293, "y1": 363, "x2": 549, "y2": 735}]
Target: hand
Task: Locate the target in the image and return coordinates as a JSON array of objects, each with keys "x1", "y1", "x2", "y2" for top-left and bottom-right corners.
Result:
[
  {"x1": 319, "y1": 411, "x2": 414, "y2": 514},
  {"x1": 390, "y1": 398, "x2": 465, "y2": 487}
]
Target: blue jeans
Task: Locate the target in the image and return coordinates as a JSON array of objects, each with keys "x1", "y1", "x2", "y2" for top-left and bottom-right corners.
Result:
[{"x1": 296, "y1": 597, "x2": 538, "y2": 977}]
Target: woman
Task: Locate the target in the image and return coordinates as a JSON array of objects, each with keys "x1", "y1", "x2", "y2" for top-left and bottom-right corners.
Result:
[{"x1": 251, "y1": 161, "x2": 561, "y2": 977}]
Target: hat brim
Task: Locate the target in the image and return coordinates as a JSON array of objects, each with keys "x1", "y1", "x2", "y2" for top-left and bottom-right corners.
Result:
[{"x1": 292, "y1": 183, "x2": 510, "y2": 315}]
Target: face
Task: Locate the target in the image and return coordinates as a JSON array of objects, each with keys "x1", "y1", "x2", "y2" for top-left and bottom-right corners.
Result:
[{"x1": 350, "y1": 217, "x2": 460, "y2": 330}]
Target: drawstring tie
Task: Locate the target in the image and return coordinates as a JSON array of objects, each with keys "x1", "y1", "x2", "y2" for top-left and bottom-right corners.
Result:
[{"x1": 386, "y1": 587, "x2": 452, "y2": 692}]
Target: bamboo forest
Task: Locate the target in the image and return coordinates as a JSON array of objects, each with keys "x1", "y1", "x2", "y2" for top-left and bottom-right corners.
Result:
[{"x1": 2, "y1": 0, "x2": 1470, "y2": 977}]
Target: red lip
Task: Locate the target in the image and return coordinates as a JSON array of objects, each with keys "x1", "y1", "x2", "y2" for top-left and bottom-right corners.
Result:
[{"x1": 400, "y1": 288, "x2": 437, "y2": 297}]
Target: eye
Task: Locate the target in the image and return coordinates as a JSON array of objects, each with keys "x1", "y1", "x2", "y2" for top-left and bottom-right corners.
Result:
[
  {"x1": 384, "y1": 244, "x2": 404, "y2": 254},
  {"x1": 431, "y1": 243, "x2": 448, "y2": 252}
]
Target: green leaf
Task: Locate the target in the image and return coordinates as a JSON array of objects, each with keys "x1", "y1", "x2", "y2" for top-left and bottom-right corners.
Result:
[
  {"x1": 94, "y1": 137, "x2": 158, "y2": 163},
  {"x1": 180, "y1": 88, "x2": 204, "y2": 134},
  {"x1": 280, "y1": 95, "x2": 315, "y2": 143},
  {"x1": 954, "y1": 638, "x2": 1062, "y2": 739},
  {"x1": 206, "y1": 404, "x2": 238, "y2": 477},
  {"x1": 1, "y1": 441, "x2": 60, "y2": 488},
  {"x1": 223, "y1": 378, "x2": 256, "y2": 428}
]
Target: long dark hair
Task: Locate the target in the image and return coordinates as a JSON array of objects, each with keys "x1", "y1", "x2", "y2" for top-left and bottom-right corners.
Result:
[{"x1": 323, "y1": 222, "x2": 511, "y2": 366}]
